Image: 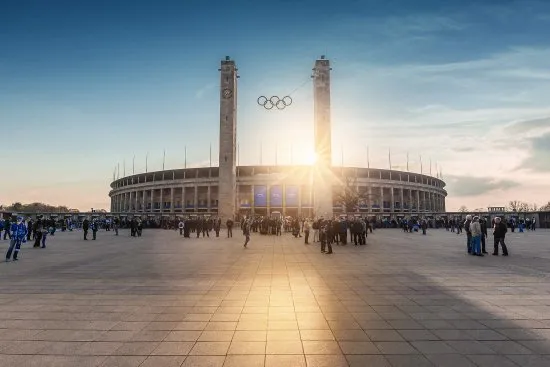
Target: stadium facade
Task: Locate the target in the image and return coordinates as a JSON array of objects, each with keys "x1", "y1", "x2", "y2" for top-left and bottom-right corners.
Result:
[{"x1": 109, "y1": 56, "x2": 447, "y2": 219}]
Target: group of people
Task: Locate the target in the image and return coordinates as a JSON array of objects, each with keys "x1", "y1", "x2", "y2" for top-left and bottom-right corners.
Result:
[
  {"x1": 2, "y1": 214, "x2": 53, "y2": 261},
  {"x1": 463, "y1": 215, "x2": 509, "y2": 256},
  {"x1": 176, "y1": 217, "x2": 231, "y2": 238}
]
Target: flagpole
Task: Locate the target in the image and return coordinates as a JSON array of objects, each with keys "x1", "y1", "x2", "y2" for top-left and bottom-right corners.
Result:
[
  {"x1": 117, "y1": 163, "x2": 120, "y2": 179},
  {"x1": 145, "y1": 152, "x2": 148, "y2": 173},
  {"x1": 388, "y1": 148, "x2": 392, "y2": 170},
  {"x1": 123, "y1": 160, "x2": 126, "y2": 177},
  {"x1": 420, "y1": 155, "x2": 423, "y2": 174},
  {"x1": 429, "y1": 158, "x2": 432, "y2": 176},
  {"x1": 184, "y1": 146, "x2": 187, "y2": 169},
  {"x1": 209, "y1": 143, "x2": 212, "y2": 167},
  {"x1": 367, "y1": 146, "x2": 370, "y2": 169},
  {"x1": 163, "y1": 149, "x2": 166, "y2": 170},
  {"x1": 132, "y1": 155, "x2": 135, "y2": 175},
  {"x1": 406, "y1": 152, "x2": 409, "y2": 172}
]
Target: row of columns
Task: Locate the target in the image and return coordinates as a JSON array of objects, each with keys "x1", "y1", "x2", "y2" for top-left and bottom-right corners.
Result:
[{"x1": 111, "y1": 184, "x2": 446, "y2": 215}]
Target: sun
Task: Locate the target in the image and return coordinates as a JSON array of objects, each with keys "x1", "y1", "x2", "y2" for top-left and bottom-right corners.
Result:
[{"x1": 305, "y1": 151, "x2": 318, "y2": 165}]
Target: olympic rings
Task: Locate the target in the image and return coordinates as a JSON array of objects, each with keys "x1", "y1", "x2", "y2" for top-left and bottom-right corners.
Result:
[{"x1": 257, "y1": 95, "x2": 293, "y2": 110}]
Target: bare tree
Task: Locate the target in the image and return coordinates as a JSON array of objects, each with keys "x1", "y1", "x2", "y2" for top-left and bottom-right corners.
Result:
[
  {"x1": 508, "y1": 200, "x2": 522, "y2": 212},
  {"x1": 518, "y1": 202, "x2": 530, "y2": 213},
  {"x1": 335, "y1": 176, "x2": 372, "y2": 213},
  {"x1": 458, "y1": 205, "x2": 468, "y2": 213},
  {"x1": 541, "y1": 202, "x2": 550, "y2": 211}
]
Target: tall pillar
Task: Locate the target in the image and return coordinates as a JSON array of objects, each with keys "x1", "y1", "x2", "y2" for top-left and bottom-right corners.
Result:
[
  {"x1": 160, "y1": 189, "x2": 164, "y2": 213},
  {"x1": 134, "y1": 191, "x2": 138, "y2": 212},
  {"x1": 181, "y1": 186, "x2": 186, "y2": 212},
  {"x1": 150, "y1": 189, "x2": 154, "y2": 212},
  {"x1": 312, "y1": 56, "x2": 333, "y2": 218},
  {"x1": 368, "y1": 186, "x2": 372, "y2": 213},
  {"x1": 218, "y1": 56, "x2": 238, "y2": 222},
  {"x1": 141, "y1": 190, "x2": 145, "y2": 213},
  {"x1": 416, "y1": 190, "x2": 420, "y2": 213}
]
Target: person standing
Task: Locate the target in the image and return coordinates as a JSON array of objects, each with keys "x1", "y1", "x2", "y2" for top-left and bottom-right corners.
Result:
[
  {"x1": 33, "y1": 216, "x2": 44, "y2": 247},
  {"x1": 82, "y1": 218, "x2": 90, "y2": 240},
  {"x1": 113, "y1": 217, "x2": 120, "y2": 236},
  {"x1": 26, "y1": 218, "x2": 33, "y2": 241},
  {"x1": 3, "y1": 217, "x2": 11, "y2": 240},
  {"x1": 304, "y1": 219, "x2": 311, "y2": 244},
  {"x1": 91, "y1": 219, "x2": 98, "y2": 240},
  {"x1": 243, "y1": 220, "x2": 251, "y2": 248},
  {"x1": 464, "y1": 215, "x2": 472, "y2": 254},
  {"x1": 226, "y1": 218, "x2": 234, "y2": 238},
  {"x1": 6, "y1": 216, "x2": 27, "y2": 261},
  {"x1": 480, "y1": 218, "x2": 488, "y2": 254},
  {"x1": 493, "y1": 217, "x2": 509, "y2": 256},
  {"x1": 178, "y1": 219, "x2": 184, "y2": 236},
  {"x1": 214, "y1": 218, "x2": 221, "y2": 237},
  {"x1": 470, "y1": 216, "x2": 483, "y2": 256},
  {"x1": 421, "y1": 219, "x2": 428, "y2": 235}
]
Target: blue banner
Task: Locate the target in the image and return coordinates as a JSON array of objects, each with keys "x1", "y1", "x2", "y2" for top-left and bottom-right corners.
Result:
[
  {"x1": 270, "y1": 185, "x2": 283, "y2": 207},
  {"x1": 285, "y1": 186, "x2": 299, "y2": 207},
  {"x1": 254, "y1": 186, "x2": 267, "y2": 207}
]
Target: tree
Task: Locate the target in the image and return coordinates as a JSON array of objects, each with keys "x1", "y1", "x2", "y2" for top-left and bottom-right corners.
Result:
[
  {"x1": 541, "y1": 202, "x2": 550, "y2": 211},
  {"x1": 458, "y1": 205, "x2": 468, "y2": 213},
  {"x1": 508, "y1": 200, "x2": 522, "y2": 212},
  {"x1": 336, "y1": 176, "x2": 371, "y2": 213}
]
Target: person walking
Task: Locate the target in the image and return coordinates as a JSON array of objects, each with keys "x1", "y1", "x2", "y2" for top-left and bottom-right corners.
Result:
[
  {"x1": 33, "y1": 216, "x2": 44, "y2": 247},
  {"x1": 480, "y1": 218, "x2": 488, "y2": 254},
  {"x1": 113, "y1": 217, "x2": 120, "y2": 236},
  {"x1": 492, "y1": 217, "x2": 509, "y2": 256},
  {"x1": 6, "y1": 216, "x2": 27, "y2": 261},
  {"x1": 464, "y1": 215, "x2": 472, "y2": 254}
]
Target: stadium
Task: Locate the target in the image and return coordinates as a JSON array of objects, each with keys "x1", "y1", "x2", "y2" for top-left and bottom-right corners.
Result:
[{"x1": 109, "y1": 56, "x2": 447, "y2": 220}]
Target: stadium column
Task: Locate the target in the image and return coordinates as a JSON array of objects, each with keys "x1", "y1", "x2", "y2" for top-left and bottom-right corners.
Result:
[
  {"x1": 150, "y1": 189, "x2": 154, "y2": 213},
  {"x1": 218, "y1": 56, "x2": 238, "y2": 222},
  {"x1": 312, "y1": 56, "x2": 333, "y2": 219},
  {"x1": 141, "y1": 191, "x2": 145, "y2": 213},
  {"x1": 207, "y1": 185, "x2": 211, "y2": 213},
  {"x1": 181, "y1": 186, "x2": 186, "y2": 212},
  {"x1": 416, "y1": 191, "x2": 421, "y2": 213},
  {"x1": 160, "y1": 188, "x2": 164, "y2": 213},
  {"x1": 170, "y1": 188, "x2": 174, "y2": 213},
  {"x1": 193, "y1": 185, "x2": 198, "y2": 213},
  {"x1": 400, "y1": 188, "x2": 404, "y2": 213},
  {"x1": 379, "y1": 187, "x2": 384, "y2": 212},
  {"x1": 368, "y1": 186, "x2": 372, "y2": 213},
  {"x1": 251, "y1": 185, "x2": 255, "y2": 216},
  {"x1": 390, "y1": 187, "x2": 395, "y2": 215}
]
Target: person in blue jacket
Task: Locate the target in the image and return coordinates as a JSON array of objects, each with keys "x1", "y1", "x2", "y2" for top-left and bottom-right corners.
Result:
[{"x1": 6, "y1": 215, "x2": 28, "y2": 261}]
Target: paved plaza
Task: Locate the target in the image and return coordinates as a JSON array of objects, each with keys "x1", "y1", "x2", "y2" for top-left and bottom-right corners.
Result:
[{"x1": 1, "y1": 228, "x2": 550, "y2": 367}]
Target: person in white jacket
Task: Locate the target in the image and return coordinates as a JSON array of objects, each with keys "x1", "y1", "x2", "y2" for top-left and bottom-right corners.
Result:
[{"x1": 470, "y1": 216, "x2": 483, "y2": 256}]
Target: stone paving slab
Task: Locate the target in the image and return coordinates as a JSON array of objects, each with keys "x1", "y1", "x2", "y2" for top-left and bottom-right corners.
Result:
[{"x1": 1, "y1": 228, "x2": 550, "y2": 366}]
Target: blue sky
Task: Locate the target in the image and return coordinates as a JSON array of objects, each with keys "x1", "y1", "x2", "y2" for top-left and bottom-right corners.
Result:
[{"x1": 2, "y1": 0, "x2": 550, "y2": 210}]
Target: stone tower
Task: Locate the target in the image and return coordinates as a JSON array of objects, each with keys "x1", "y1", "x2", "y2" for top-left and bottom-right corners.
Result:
[
  {"x1": 218, "y1": 56, "x2": 237, "y2": 221},
  {"x1": 313, "y1": 56, "x2": 334, "y2": 218}
]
